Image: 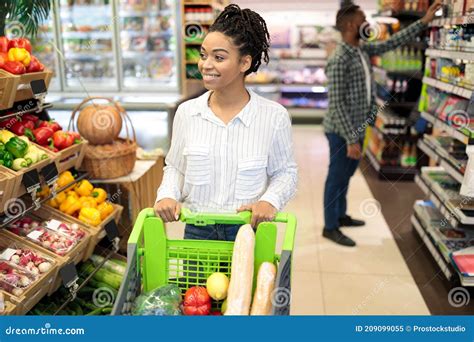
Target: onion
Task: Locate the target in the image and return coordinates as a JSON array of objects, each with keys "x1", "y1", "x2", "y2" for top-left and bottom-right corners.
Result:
[
  {"x1": 38, "y1": 262, "x2": 51, "y2": 273},
  {"x1": 10, "y1": 255, "x2": 20, "y2": 264}
]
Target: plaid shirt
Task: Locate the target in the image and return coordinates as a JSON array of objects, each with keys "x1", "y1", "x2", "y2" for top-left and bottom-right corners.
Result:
[{"x1": 323, "y1": 20, "x2": 427, "y2": 144}]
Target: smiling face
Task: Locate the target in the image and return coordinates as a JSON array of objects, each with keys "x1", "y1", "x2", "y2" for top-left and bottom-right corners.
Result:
[{"x1": 198, "y1": 31, "x2": 252, "y2": 91}]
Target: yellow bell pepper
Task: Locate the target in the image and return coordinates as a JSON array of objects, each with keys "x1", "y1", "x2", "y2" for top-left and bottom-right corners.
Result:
[
  {"x1": 0, "y1": 130, "x2": 15, "y2": 144},
  {"x1": 54, "y1": 191, "x2": 67, "y2": 205},
  {"x1": 59, "y1": 195, "x2": 82, "y2": 215},
  {"x1": 37, "y1": 185, "x2": 50, "y2": 199},
  {"x1": 57, "y1": 171, "x2": 75, "y2": 190},
  {"x1": 66, "y1": 190, "x2": 79, "y2": 199},
  {"x1": 79, "y1": 196, "x2": 97, "y2": 209},
  {"x1": 78, "y1": 207, "x2": 101, "y2": 226},
  {"x1": 91, "y1": 188, "x2": 107, "y2": 204},
  {"x1": 97, "y1": 201, "x2": 114, "y2": 220},
  {"x1": 75, "y1": 180, "x2": 93, "y2": 197},
  {"x1": 8, "y1": 48, "x2": 31, "y2": 66},
  {"x1": 47, "y1": 198, "x2": 59, "y2": 208}
]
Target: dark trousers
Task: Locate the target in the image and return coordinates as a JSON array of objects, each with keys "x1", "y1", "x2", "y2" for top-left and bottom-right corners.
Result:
[
  {"x1": 184, "y1": 224, "x2": 241, "y2": 241},
  {"x1": 323, "y1": 133, "x2": 361, "y2": 230}
]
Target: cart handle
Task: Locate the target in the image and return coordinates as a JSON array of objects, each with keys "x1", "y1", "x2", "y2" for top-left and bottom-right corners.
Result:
[
  {"x1": 178, "y1": 208, "x2": 296, "y2": 251},
  {"x1": 129, "y1": 208, "x2": 297, "y2": 252}
]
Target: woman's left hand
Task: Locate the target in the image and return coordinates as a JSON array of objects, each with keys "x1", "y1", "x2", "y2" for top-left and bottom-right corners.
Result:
[{"x1": 237, "y1": 201, "x2": 277, "y2": 228}]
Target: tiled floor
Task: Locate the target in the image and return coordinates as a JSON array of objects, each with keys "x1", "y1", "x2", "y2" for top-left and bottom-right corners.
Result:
[
  {"x1": 166, "y1": 125, "x2": 430, "y2": 315},
  {"x1": 286, "y1": 125, "x2": 429, "y2": 315}
]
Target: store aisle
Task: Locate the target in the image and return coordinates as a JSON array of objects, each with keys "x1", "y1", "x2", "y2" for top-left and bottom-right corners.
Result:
[
  {"x1": 166, "y1": 125, "x2": 430, "y2": 315},
  {"x1": 287, "y1": 125, "x2": 430, "y2": 315}
]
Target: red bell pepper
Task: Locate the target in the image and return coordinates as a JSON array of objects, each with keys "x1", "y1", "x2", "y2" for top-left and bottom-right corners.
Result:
[
  {"x1": 22, "y1": 114, "x2": 39, "y2": 124},
  {"x1": 10, "y1": 121, "x2": 27, "y2": 136},
  {"x1": 0, "y1": 37, "x2": 8, "y2": 53},
  {"x1": 38, "y1": 120, "x2": 62, "y2": 132},
  {"x1": 0, "y1": 116, "x2": 18, "y2": 129},
  {"x1": 2, "y1": 60, "x2": 25, "y2": 74},
  {"x1": 8, "y1": 38, "x2": 32, "y2": 53},
  {"x1": 25, "y1": 127, "x2": 54, "y2": 146},
  {"x1": 0, "y1": 52, "x2": 7, "y2": 68},
  {"x1": 182, "y1": 286, "x2": 211, "y2": 316},
  {"x1": 69, "y1": 131, "x2": 81, "y2": 143},
  {"x1": 53, "y1": 131, "x2": 74, "y2": 150},
  {"x1": 26, "y1": 56, "x2": 44, "y2": 73}
]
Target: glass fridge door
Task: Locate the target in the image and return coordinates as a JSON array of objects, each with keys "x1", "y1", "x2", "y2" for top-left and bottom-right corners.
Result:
[
  {"x1": 117, "y1": 0, "x2": 179, "y2": 91},
  {"x1": 57, "y1": 0, "x2": 118, "y2": 91}
]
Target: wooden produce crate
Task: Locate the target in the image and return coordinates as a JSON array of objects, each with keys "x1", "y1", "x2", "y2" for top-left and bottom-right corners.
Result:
[
  {"x1": 0, "y1": 231, "x2": 63, "y2": 299},
  {"x1": 0, "y1": 169, "x2": 17, "y2": 214},
  {"x1": 0, "y1": 141, "x2": 60, "y2": 203},
  {"x1": 1, "y1": 290, "x2": 18, "y2": 315},
  {"x1": 47, "y1": 203, "x2": 123, "y2": 261},
  {"x1": 54, "y1": 140, "x2": 88, "y2": 174},
  {"x1": 0, "y1": 69, "x2": 53, "y2": 110}
]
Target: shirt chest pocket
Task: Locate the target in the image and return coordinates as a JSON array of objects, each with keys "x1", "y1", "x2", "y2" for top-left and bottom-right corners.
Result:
[
  {"x1": 235, "y1": 156, "x2": 268, "y2": 200},
  {"x1": 183, "y1": 145, "x2": 211, "y2": 186}
]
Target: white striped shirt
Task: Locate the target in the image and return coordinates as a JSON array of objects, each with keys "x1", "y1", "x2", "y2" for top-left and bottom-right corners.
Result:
[{"x1": 156, "y1": 89, "x2": 298, "y2": 213}]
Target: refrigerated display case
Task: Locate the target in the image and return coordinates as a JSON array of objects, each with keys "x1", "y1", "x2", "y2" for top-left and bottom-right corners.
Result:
[{"x1": 44, "y1": 0, "x2": 180, "y2": 94}]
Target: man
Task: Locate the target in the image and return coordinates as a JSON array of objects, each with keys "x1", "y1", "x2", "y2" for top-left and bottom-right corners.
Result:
[{"x1": 323, "y1": 1, "x2": 442, "y2": 247}]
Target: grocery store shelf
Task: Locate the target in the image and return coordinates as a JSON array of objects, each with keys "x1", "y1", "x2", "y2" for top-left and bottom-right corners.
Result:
[
  {"x1": 425, "y1": 48, "x2": 474, "y2": 61},
  {"x1": 376, "y1": 95, "x2": 418, "y2": 110},
  {"x1": 65, "y1": 52, "x2": 114, "y2": 60},
  {"x1": 119, "y1": 9, "x2": 172, "y2": 17},
  {"x1": 372, "y1": 124, "x2": 406, "y2": 137},
  {"x1": 430, "y1": 15, "x2": 474, "y2": 27},
  {"x1": 420, "y1": 111, "x2": 472, "y2": 145},
  {"x1": 365, "y1": 148, "x2": 417, "y2": 180},
  {"x1": 0, "y1": 102, "x2": 53, "y2": 121},
  {"x1": 415, "y1": 172, "x2": 474, "y2": 227},
  {"x1": 411, "y1": 214, "x2": 454, "y2": 280},
  {"x1": 422, "y1": 76, "x2": 473, "y2": 99},
  {"x1": 373, "y1": 66, "x2": 423, "y2": 80},
  {"x1": 287, "y1": 108, "x2": 326, "y2": 119},
  {"x1": 280, "y1": 85, "x2": 327, "y2": 93},
  {"x1": 62, "y1": 31, "x2": 112, "y2": 39},
  {"x1": 377, "y1": 9, "x2": 425, "y2": 19},
  {"x1": 122, "y1": 50, "x2": 174, "y2": 59},
  {"x1": 417, "y1": 139, "x2": 464, "y2": 184}
]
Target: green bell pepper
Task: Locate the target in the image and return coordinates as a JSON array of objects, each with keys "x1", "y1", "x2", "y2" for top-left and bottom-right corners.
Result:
[
  {"x1": 1, "y1": 150, "x2": 14, "y2": 169},
  {"x1": 0, "y1": 142, "x2": 5, "y2": 154},
  {"x1": 5, "y1": 137, "x2": 28, "y2": 159}
]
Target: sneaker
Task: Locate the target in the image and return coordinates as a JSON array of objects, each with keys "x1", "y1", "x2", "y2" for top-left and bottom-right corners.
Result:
[
  {"x1": 322, "y1": 228, "x2": 356, "y2": 247},
  {"x1": 338, "y1": 215, "x2": 365, "y2": 227}
]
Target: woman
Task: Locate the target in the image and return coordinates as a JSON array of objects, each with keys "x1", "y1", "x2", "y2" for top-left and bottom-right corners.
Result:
[{"x1": 154, "y1": 4, "x2": 297, "y2": 241}]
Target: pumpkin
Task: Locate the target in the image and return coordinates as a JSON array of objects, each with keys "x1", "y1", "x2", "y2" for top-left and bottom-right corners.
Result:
[{"x1": 77, "y1": 104, "x2": 122, "y2": 145}]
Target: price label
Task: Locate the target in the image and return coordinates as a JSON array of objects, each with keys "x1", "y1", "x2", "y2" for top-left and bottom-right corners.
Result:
[
  {"x1": 0, "y1": 248, "x2": 17, "y2": 261},
  {"x1": 60, "y1": 263, "x2": 78, "y2": 287},
  {"x1": 41, "y1": 163, "x2": 59, "y2": 187},
  {"x1": 27, "y1": 229, "x2": 44, "y2": 241},
  {"x1": 104, "y1": 220, "x2": 119, "y2": 241},
  {"x1": 22, "y1": 169, "x2": 40, "y2": 193},
  {"x1": 46, "y1": 219, "x2": 62, "y2": 232},
  {"x1": 30, "y1": 79, "x2": 47, "y2": 97}
]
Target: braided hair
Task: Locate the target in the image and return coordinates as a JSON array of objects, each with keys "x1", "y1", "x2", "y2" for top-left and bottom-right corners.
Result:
[{"x1": 210, "y1": 4, "x2": 270, "y2": 75}]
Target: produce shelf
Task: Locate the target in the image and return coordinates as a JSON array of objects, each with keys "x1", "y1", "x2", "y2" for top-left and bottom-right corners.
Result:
[
  {"x1": 0, "y1": 102, "x2": 53, "y2": 122},
  {"x1": 417, "y1": 138, "x2": 464, "y2": 184},
  {"x1": 373, "y1": 66, "x2": 423, "y2": 80},
  {"x1": 422, "y1": 76, "x2": 473, "y2": 100},
  {"x1": 411, "y1": 214, "x2": 454, "y2": 281},
  {"x1": 420, "y1": 111, "x2": 473, "y2": 145},
  {"x1": 425, "y1": 48, "x2": 474, "y2": 62},
  {"x1": 0, "y1": 171, "x2": 89, "y2": 228}
]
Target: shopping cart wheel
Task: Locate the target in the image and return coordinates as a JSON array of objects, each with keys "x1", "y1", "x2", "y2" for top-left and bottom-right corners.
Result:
[{"x1": 272, "y1": 250, "x2": 292, "y2": 316}]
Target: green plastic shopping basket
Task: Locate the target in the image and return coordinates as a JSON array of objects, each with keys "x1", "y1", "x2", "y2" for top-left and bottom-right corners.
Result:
[{"x1": 112, "y1": 207, "x2": 297, "y2": 315}]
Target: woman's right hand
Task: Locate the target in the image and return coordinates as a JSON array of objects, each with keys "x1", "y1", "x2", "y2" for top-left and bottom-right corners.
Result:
[{"x1": 154, "y1": 198, "x2": 181, "y2": 222}]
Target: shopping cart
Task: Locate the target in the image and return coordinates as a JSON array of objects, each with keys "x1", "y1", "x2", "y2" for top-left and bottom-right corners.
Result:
[{"x1": 112, "y1": 207, "x2": 297, "y2": 315}]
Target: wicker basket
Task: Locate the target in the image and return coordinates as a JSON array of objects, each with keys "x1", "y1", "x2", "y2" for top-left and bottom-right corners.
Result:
[{"x1": 69, "y1": 97, "x2": 137, "y2": 179}]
